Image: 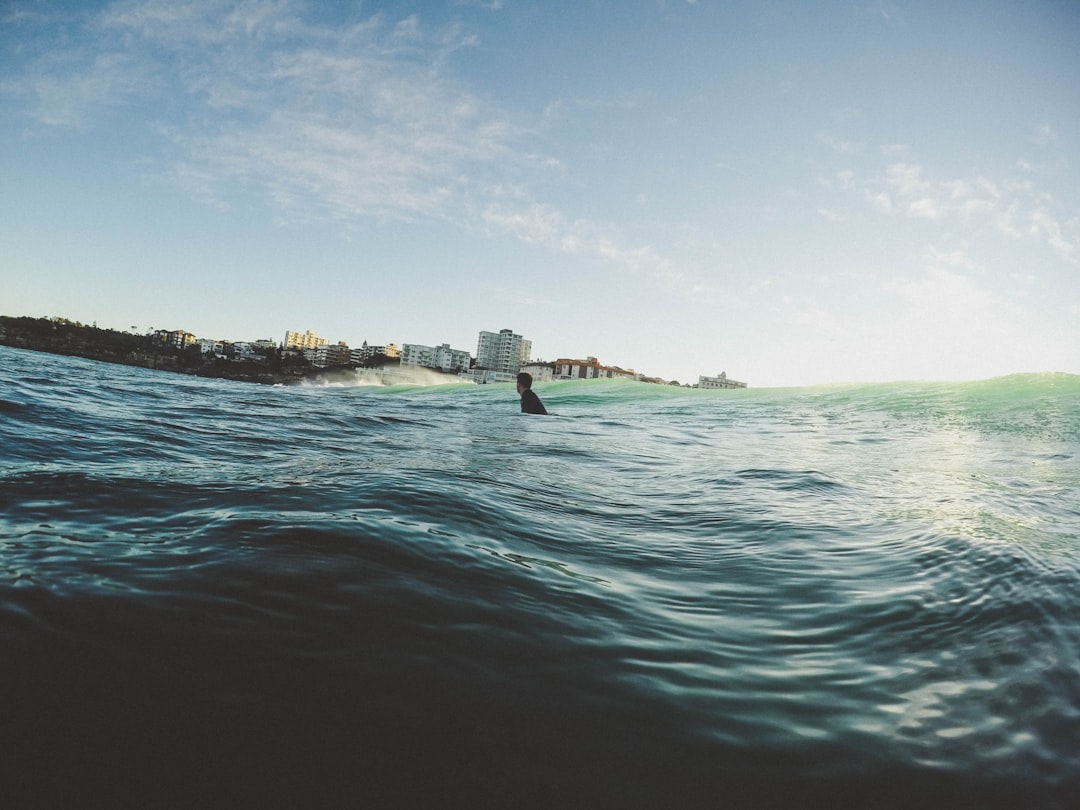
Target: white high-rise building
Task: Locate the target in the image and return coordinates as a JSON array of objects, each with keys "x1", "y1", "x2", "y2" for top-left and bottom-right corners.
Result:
[{"x1": 475, "y1": 328, "x2": 531, "y2": 376}]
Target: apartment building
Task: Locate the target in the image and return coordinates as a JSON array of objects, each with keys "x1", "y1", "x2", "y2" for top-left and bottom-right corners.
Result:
[
  {"x1": 155, "y1": 329, "x2": 197, "y2": 350},
  {"x1": 401, "y1": 342, "x2": 472, "y2": 373},
  {"x1": 314, "y1": 341, "x2": 352, "y2": 368},
  {"x1": 284, "y1": 330, "x2": 327, "y2": 351},
  {"x1": 350, "y1": 342, "x2": 400, "y2": 365},
  {"x1": 553, "y1": 357, "x2": 636, "y2": 381},
  {"x1": 475, "y1": 328, "x2": 531, "y2": 376}
]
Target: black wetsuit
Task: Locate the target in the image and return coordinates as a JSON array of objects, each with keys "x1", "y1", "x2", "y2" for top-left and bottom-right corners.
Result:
[{"x1": 520, "y1": 388, "x2": 548, "y2": 415}]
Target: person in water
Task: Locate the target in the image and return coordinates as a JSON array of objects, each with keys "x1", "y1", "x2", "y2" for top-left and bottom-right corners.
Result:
[{"x1": 516, "y1": 372, "x2": 548, "y2": 415}]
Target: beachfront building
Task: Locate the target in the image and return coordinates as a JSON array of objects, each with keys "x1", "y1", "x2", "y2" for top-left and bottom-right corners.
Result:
[
  {"x1": 229, "y1": 341, "x2": 259, "y2": 359},
  {"x1": 401, "y1": 342, "x2": 472, "y2": 373},
  {"x1": 284, "y1": 330, "x2": 328, "y2": 351},
  {"x1": 696, "y1": 371, "x2": 747, "y2": 389},
  {"x1": 350, "y1": 342, "x2": 400, "y2": 365},
  {"x1": 314, "y1": 341, "x2": 352, "y2": 368},
  {"x1": 155, "y1": 329, "x2": 197, "y2": 350},
  {"x1": 475, "y1": 328, "x2": 531, "y2": 376},
  {"x1": 519, "y1": 361, "x2": 555, "y2": 382},
  {"x1": 553, "y1": 357, "x2": 636, "y2": 381}
]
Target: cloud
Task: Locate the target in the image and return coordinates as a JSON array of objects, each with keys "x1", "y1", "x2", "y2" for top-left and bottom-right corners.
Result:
[
  {"x1": 884, "y1": 162, "x2": 929, "y2": 198},
  {"x1": 923, "y1": 247, "x2": 979, "y2": 272},
  {"x1": 1034, "y1": 123, "x2": 1058, "y2": 147},
  {"x1": 860, "y1": 156, "x2": 1076, "y2": 262},
  {"x1": 8, "y1": 0, "x2": 673, "y2": 281},
  {"x1": 867, "y1": 190, "x2": 893, "y2": 214},
  {"x1": 493, "y1": 285, "x2": 557, "y2": 307},
  {"x1": 1028, "y1": 209, "x2": 1076, "y2": 261},
  {"x1": 816, "y1": 132, "x2": 864, "y2": 154},
  {"x1": 872, "y1": 2, "x2": 901, "y2": 25},
  {"x1": 882, "y1": 249, "x2": 1002, "y2": 328},
  {"x1": 454, "y1": 0, "x2": 505, "y2": 9},
  {"x1": 878, "y1": 256, "x2": 1011, "y2": 373},
  {"x1": 478, "y1": 202, "x2": 677, "y2": 280},
  {"x1": 9, "y1": 46, "x2": 147, "y2": 128},
  {"x1": 779, "y1": 297, "x2": 843, "y2": 338},
  {"x1": 906, "y1": 197, "x2": 940, "y2": 219}
]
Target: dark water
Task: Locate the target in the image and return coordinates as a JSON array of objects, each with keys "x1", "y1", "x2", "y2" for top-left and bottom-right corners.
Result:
[{"x1": 2, "y1": 345, "x2": 1078, "y2": 808}]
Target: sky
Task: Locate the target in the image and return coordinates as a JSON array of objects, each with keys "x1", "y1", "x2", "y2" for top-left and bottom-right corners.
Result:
[{"x1": 2, "y1": 0, "x2": 1078, "y2": 387}]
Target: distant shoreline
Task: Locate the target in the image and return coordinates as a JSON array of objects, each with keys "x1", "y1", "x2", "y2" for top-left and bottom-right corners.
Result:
[
  {"x1": 1, "y1": 314, "x2": 747, "y2": 389},
  {"x1": 0, "y1": 315, "x2": 362, "y2": 387}
]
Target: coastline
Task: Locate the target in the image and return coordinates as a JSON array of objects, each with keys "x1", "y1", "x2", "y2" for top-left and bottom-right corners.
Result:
[
  {"x1": 0, "y1": 316, "x2": 325, "y2": 386},
  {"x1": 0, "y1": 314, "x2": 744, "y2": 389}
]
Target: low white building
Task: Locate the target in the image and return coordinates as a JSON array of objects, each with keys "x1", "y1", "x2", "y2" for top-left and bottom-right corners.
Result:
[
  {"x1": 461, "y1": 369, "x2": 518, "y2": 384},
  {"x1": 696, "y1": 371, "x2": 747, "y2": 389},
  {"x1": 401, "y1": 342, "x2": 471, "y2": 373},
  {"x1": 553, "y1": 357, "x2": 636, "y2": 381},
  {"x1": 519, "y1": 361, "x2": 555, "y2": 382}
]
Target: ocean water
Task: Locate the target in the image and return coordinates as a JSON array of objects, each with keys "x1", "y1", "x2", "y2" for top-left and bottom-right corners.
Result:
[{"x1": 2, "y1": 345, "x2": 1078, "y2": 809}]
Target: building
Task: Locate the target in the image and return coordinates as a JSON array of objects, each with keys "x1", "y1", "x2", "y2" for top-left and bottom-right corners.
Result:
[
  {"x1": 284, "y1": 330, "x2": 327, "y2": 351},
  {"x1": 155, "y1": 329, "x2": 197, "y2": 350},
  {"x1": 401, "y1": 342, "x2": 472, "y2": 373},
  {"x1": 466, "y1": 370, "x2": 519, "y2": 384},
  {"x1": 553, "y1": 357, "x2": 636, "y2": 381},
  {"x1": 229, "y1": 341, "x2": 257, "y2": 358},
  {"x1": 519, "y1": 361, "x2": 555, "y2": 382},
  {"x1": 696, "y1": 371, "x2": 747, "y2": 389},
  {"x1": 314, "y1": 341, "x2": 352, "y2": 368},
  {"x1": 475, "y1": 328, "x2": 531, "y2": 376},
  {"x1": 351, "y1": 341, "x2": 400, "y2": 365}
]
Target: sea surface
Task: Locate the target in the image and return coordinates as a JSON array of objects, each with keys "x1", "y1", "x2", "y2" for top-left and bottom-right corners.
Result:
[{"x1": 2, "y1": 345, "x2": 1078, "y2": 808}]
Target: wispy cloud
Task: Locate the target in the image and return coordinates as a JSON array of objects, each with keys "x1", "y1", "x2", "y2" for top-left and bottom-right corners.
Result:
[
  {"x1": 882, "y1": 251, "x2": 1001, "y2": 334},
  {"x1": 7, "y1": 0, "x2": 670, "y2": 279},
  {"x1": 779, "y1": 297, "x2": 844, "y2": 338},
  {"x1": 7, "y1": 45, "x2": 146, "y2": 128},
  {"x1": 477, "y1": 202, "x2": 678, "y2": 281},
  {"x1": 861, "y1": 157, "x2": 1077, "y2": 262},
  {"x1": 1034, "y1": 123, "x2": 1058, "y2": 147},
  {"x1": 816, "y1": 207, "x2": 845, "y2": 222},
  {"x1": 816, "y1": 132, "x2": 865, "y2": 154}
]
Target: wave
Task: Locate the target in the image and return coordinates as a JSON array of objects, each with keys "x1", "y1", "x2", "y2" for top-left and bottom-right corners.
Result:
[{"x1": 2, "y1": 347, "x2": 1079, "y2": 807}]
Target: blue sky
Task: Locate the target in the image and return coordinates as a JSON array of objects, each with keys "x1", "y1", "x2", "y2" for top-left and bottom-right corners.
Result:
[{"x1": 2, "y1": 0, "x2": 1078, "y2": 387}]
